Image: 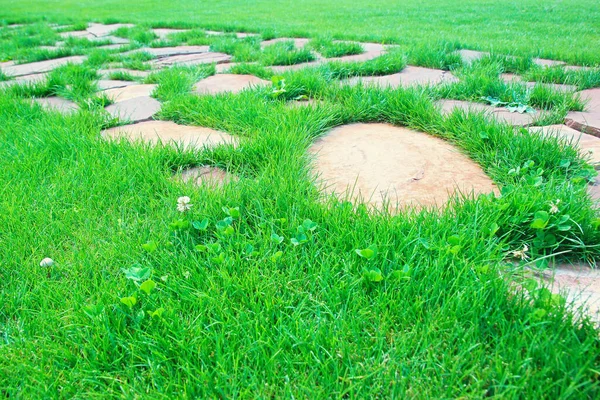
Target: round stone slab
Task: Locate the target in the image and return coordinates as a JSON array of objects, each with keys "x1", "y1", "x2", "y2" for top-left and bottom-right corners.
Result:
[
  {"x1": 309, "y1": 123, "x2": 497, "y2": 211},
  {"x1": 103, "y1": 84, "x2": 157, "y2": 102},
  {"x1": 105, "y1": 96, "x2": 161, "y2": 122},
  {"x1": 178, "y1": 166, "x2": 238, "y2": 186},
  {"x1": 101, "y1": 121, "x2": 237, "y2": 149},
  {"x1": 193, "y1": 74, "x2": 270, "y2": 95}
]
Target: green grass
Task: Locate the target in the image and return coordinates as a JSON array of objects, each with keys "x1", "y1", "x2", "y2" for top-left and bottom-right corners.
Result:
[
  {"x1": 309, "y1": 37, "x2": 364, "y2": 58},
  {"x1": 2, "y1": 7, "x2": 600, "y2": 397}
]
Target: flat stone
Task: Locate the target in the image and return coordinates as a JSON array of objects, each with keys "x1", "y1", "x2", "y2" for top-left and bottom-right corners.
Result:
[
  {"x1": 0, "y1": 72, "x2": 49, "y2": 89},
  {"x1": 334, "y1": 41, "x2": 385, "y2": 53},
  {"x1": 270, "y1": 61, "x2": 322, "y2": 73},
  {"x1": 105, "y1": 96, "x2": 160, "y2": 122},
  {"x1": 86, "y1": 23, "x2": 134, "y2": 37},
  {"x1": 578, "y1": 88, "x2": 600, "y2": 112},
  {"x1": 133, "y1": 45, "x2": 210, "y2": 57},
  {"x1": 236, "y1": 32, "x2": 257, "y2": 39},
  {"x1": 59, "y1": 31, "x2": 95, "y2": 40},
  {"x1": 501, "y1": 73, "x2": 522, "y2": 83},
  {"x1": 97, "y1": 79, "x2": 137, "y2": 90},
  {"x1": 33, "y1": 96, "x2": 79, "y2": 113},
  {"x1": 99, "y1": 68, "x2": 150, "y2": 79},
  {"x1": 438, "y1": 100, "x2": 539, "y2": 126},
  {"x1": 260, "y1": 38, "x2": 310, "y2": 49},
  {"x1": 101, "y1": 121, "x2": 236, "y2": 149},
  {"x1": 193, "y1": 74, "x2": 270, "y2": 95},
  {"x1": 101, "y1": 36, "x2": 130, "y2": 45},
  {"x1": 527, "y1": 124, "x2": 600, "y2": 164},
  {"x1": 103, "y1": 84, "x2": 157, "y2": 102},
  {"x1": 346, "y1": 66, "x2": 458, "y2": 88},
  {"x1": 565, "y1": 89, "x2": 600, "y2": 136},
  {"x1": 179, "y1": 166, "x2": 238, "y2": 186},
  {"x1": 328, "y1": 50, "x2": 384, "y2": 63},
  {"x1": 152, "y1": 28, "x2": 188, "y2": 39},
  {"x1": 534, "y1": 58, "x2": 567, "y2": 68},
  {"x1": 96, "y1": 44, "x2": 128, "y2": 51},
  {"x1": 455, "y1": 49, "x2": 489, "y2": 64},
  {"x1": 308, "y1": 123, "x2": 497, "y2": 211},
  {"x1": 38, "y1": 45, "x2": 61, "y2": 52},
  {"x1": 2, "y1": 55, "x2": 86, "y2": 77},
  {"x1": 152, "y1": 52, "x2": 231, "y2": 68},
  {"x1": 537, "y1": 263, "x2": 600, "y2": 324}
]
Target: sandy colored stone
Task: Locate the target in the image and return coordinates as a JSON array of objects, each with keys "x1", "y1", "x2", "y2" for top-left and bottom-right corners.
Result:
[
  {"x1": 456, "y1": 49, "x2": 489, "y2": 63},
  {"x1": 193, "y1": 74, "x2": 270, "y2": 95},
  {"x1": 152, "y1": 52, "x2": 231, "y2": 68},
  {"x1": 260, "y1": 38, "x2": 310, "y2": 49},
  {"x1": 578, "y1": 88, "x2": 600, "y2": 113},
  {"x1": 528, "y1": 124, "x2": 600, "y2": 164},
  {"x1": 134, "y1": 45, "x2": 210, "y2": 57},
  {"x1": 59, "y1": 30, "x2": 95, "y2": 40},
  {"x1": 99, "y1": 36, "x2": 130, "y2": 45},
  {"x1": 97, "y1": 79, "x2": 137, "y2": 90},
  {"x1": 501, "y1": 73, "x2": 522, "y2": 83},
  {"x1": 179, "y1": 166, "x2": 238, "y2": 186},
  {"x1": 334, "y1": 41, "x2": 385, "y2": 53},
  {"x1": 152, "y1": 28, "x2": 188, "y2": 39},
  {"x1": 86, "y1": 23, "x2": 134, "y2": 37},
  {"x1": 96, "y1": 44, "x2": 127, "y2": 51},
  {"x1": 2, "y1": 55, "x2": 86, "y2": 77},
  {"x1": 537, "y1": 263, "x2": 600, "y2": 324},
  {"x1": 105, "y1": 96, "x2": 160, "y2": 122},
  {"x1": 103, "y1": 84, "x2": 157, "y2": 102},
  {"x1": 346, "y1": 66, "x2": 458, "y2": 88},
  {"x1": 329, "y1": 50, "x2": 383, "y2": 63},
  {"x1": 309, "y1": 123, "x2": 497, "y2": 211},
  {"x1": 270, "y1": 61, "x2": 322, "y2": 73},
  {"x1": 0, "y1": 72, "x2": 49, "y2": 89},
  {"x1": 33, "y1": 97, "x2": 79, "y2": 113},
  {"x1": 566, "y1": 112, "x2": 600, "y2": 137},
  {"x1": 438, "y1": 99, "x2": 539, "y2": 126},
  {"x1": 236, "y1": 32, "x2": 257, "y2": 39},
  {"x1": 102, "y1": 120, "x2": 236, "y2": 149},
  {"x1": 99, "y1": 68, "x2": 150, "y2": 79},
  {"x1": 533, "y1": 58, "x2": 567, "y2": 68}
]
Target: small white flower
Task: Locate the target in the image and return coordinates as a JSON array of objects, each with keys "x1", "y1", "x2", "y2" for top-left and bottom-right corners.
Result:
[
  {"x1": 510, "y1": 244, "x2": 529, "y2": 260},
  {"x1": 549, "y1": 199, "x2": 561, "y2": 214},
  {"x1": 40, "y1": 257, "x2": 54, "y2": 267},
  {"x1": 177, "y1": 196, "x2": 193, "y2": 213},
  {"x1": 183, "y1": 271, "x2": 191, "y2": 279}
]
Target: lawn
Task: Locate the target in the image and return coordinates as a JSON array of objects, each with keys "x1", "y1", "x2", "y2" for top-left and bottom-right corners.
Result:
[{"x1": 1, "y1": 3, "x2": 600, "y2": 398}]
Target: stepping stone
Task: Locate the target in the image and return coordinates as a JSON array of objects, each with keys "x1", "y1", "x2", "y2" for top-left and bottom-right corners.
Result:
[
  {"x1": 86, "y1": 23, "x2": 134, "y2": 37},
  {"x1": 328, "y1": 50, "x2": 383, "y2": 63},
  {"x1": 565, "y1": 88, "x2": 600, "y2": 136},
  {"x1": 260, "y1": 38, "x2": 310, "y2": 48},
  {"x1": 101, "y1": 120, "x2": 236, "y2": 149},
  {"x1": 133, "y1": 45, "x2": 210, "y2": 57},
  {"x1": 2, "y1": 55, "x2": 86, "y2": 77},
  {"x1": 455, "y1": 49, "x2": 489, "y2": 64},
  {"x1": 308, "y1": 123, "x2": 497, "y2": 211},
  {"x1": 152, "y1": 52, "x2": 231, "y2": 68},
  {"x1": 33, "y1": 97, "x2": 79, "y2": 113},
  {"x1": 438, "y1": 99, "x2": 540, "y2": 126},
  {"x1": 215, "y1": 62, "x2": 246, "y2": 73},
  {"x1": 501, "y1": 74, "x2": 577, "y2": 92},
  {"x1": 533, "y1": 58, "x2": 566, "y2": 68},
  {"x1": 193, "y1": 74, "x2": 270, "y2": 95},
  {"x1": 537, "y1": 263, "x2": 600, "y2": 324},
  {"x1": 501, "y1": 73, "x2": 522, "y2": 83},
  {"x1": 152, "y1": 28, "x2": 188, "y2": 39},
  {"x1": 334, "y1": 41, "x2": 385, "y2": 53},
  {"x1": 178, "y1": 166, "x2": 238, "y2": 186},
  {"x1": 236, "y1": 32, "x2": 257, "y2": 39},
  {"x1": 38, "y1": 45, "x2": 61, "y2": 52},
  {"x1": 97, "y1": 79, "x2": 137, "y2": 90},
  {"x1": 103, "y1": 84, "x2": 157, "y2": 102},
  {"x1": 100, "y1": 36, "x2": 130, "y2": 45},
  {"x1": 59, "y1": 30, "x2": 95, "y2": 40},
  {"x1": 527, "y1": 125, "x2": 600, "y2": 164},
  {"x1": 0, "y1": 72, "x2": 49, "y2": 89},
  {"x1": 105, "y1": 96, "x2": 160, "y2": 122},
  {"x1": 99, "y1": 68, "x2": 150, "y2": 79},
  {"x1": 346, "y1": 66, "x2": 458, "y2": 88},
  {"x1": 270, "y1": 61, "x2": 322, "y2": 73},
  {"x1": 96, "y1": 44, "x2": 127, "y2": 51}
]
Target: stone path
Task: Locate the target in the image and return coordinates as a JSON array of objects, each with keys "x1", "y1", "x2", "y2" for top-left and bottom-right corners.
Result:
[
  {"x1": 178, "y1": 166, "x2": 237, "y2": 186},
  {"x1": 346, "y1": 66, "x2": 457, "y2": 88},
  {"x1": 565, "y1": 89, "x2": 600, "y2": 136},
  {"x1": 438, "y1": 99, "x2": 540, "y2": 126},
  {"x1": 105, "y1": 96, "x2": 161, "y2": 123},
  {"x1": 103, "y1": 84, "x2": 157, "y2": 102},
  {"x1": 97, "y1": 79, "x2": 137, "y2": 90},
  {"x1": 309, "y1": 123, "x2": 497, "y2": 211},
  {"x1": 32, "y1": 97, "x2": 79, "y2": 113},
  {"x1": 193, "y1": 74, "x2": 270, "y2": 95},
  {"x1": 2, "y1": 55, "x2": 86, "y2": 77},
  {"x1": 260, "y1": 38, "x2": 310, "y2": 49}
]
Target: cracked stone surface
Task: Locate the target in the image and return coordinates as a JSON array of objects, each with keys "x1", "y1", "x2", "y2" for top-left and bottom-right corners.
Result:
[
  {"x1": 565, "y1": 88, "x2": 600, "y2": 137},
  {"x1": 103, "y1": 84, "x2": 157, "y2": 102},
  {"x1": 178, "y1": 166, "x2": 238, "y2": 186},
  {"x1": 193, "y1": 74, "x2": 270, "y2": 95},
  {"x1": 132, "y1": 45, "x2": 210, "y2": 57},
  {"x1": 438, "y1": 99, "x2": 540, "y2": 126},
  {"x1": 33, "y1": 97, "x2": 79, "y2": 113},
  {"x1": 105, "y1": 96, "x2": 161, "y2": 122},
  {"x1": 102, "y1": 120, "x2": 236, "y2": 149},
  {"x1": 308, "y1": 123, "x2": 497, "y2": 211},
  {"x1": 346, "y1": 66, "x2": 458, "y2": 88},
  {"x1": 152, "y1": 52, "x2": 231, "y2": 68},
  {"x1": 533, "y1": 58, "x2": 566, "y2": 68},
  {"x1": 2, "y1": 55, "x2": 86, "y2": 77}
]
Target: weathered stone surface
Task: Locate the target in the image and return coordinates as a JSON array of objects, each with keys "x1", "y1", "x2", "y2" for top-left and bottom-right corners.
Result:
[
  {"x1": 152, "y1": 52, "x2": 231, "y2": 68},
  {"x1": 100, "y1": 36, "x2": 130, "y2": 45},
  {"x1": 133, "y1": 45, "x2": 210, "y2": 57},
  {"x1": 537, "y1": 263, "x2": 600, "y2": 324},
  {"x1": 528, "y1": 124, "x2": 600, "y2": 164},
  {"x1": 456, "y1": 49, "x2": 489, "y2": 64},
  {"x1": 346, "y1": 66, "x2": 458, "y2": 88},
  {"x1": 533, "y1": 58, "x2": 567, "y2": 68},
  {"x1": 565, "y1": 88, "x2": 600, "y2": 137},
  {"x1": 0, "y1": 72, "x2": 49, "y2": 89},
  {"x1": 59, "y1": 30, "x2": 94, "y2": 40},
  {"x1": 270, "y1": 61, "x2": 322, "y2": 73},
  {"x1": 97, "y1": 79, "x2": 137, "y2": 90},
  {"x1": 86, "y1": 23, "x2": 134, "y2": 37},
  {"x1": 308, "y1": 123, "x2": 497, "y2": 211},
  {"x1": 96, "y1": 44, "x2": 128, "y2": 51},
  {"x1": 102, "y1": 120, "x2": 236, "y2": 149},
  {"x1": 2, "y1": 55, "x2": 86, "y2": 77},
  {"x1": 329, "y1": 50, "x2": 383, "y2": 63},
  {"x1": 236, "y1": 32, "x2": 257, "y2": 39},
  {"x1": 99, "y1": 68, "x2": 150, "y2": 79},
  {"x1": 260, "y1": 38, "x2": 310, "y2": 49},
  {"x1": 105, "y1": 96, "x2": 160, "y2": 122},
  {"x1": 179, "y1": 166, "x2": 238, "y2": 186},
  {"x1": 103, "y1": 84, "x2": 157, "y2": 102},
  {"x1": 501, "y1": 73, "x2": 522, "y2": 83},
  {"x1": 438, "y1": 99, "x2": 540, "y2": 126},
  {"x1": 193, "y1": 74, "x2": 270, "y2": 95},
  {"x1": 33, "y1": 96, "x2": 79, "y2": 113},
  {"x1": 152, "y1": 28, "x2": 188, "y2": 39}
]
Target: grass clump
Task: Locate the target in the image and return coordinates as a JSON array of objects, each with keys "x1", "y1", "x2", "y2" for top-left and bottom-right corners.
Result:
[
  {"x1": 407, "y1": 41, "x2": 462, "y2": 70},
  {"x1": 320, "y1": 49, "x2": 407, "y2": 79},
  {"x1": 260, "y1": 40, "x2": 315, "y2": 66},
  {"x1": 309, "y1": 37, "x2": 364, "y2": 58},
  {"x1": 209, "y1": 35, "x2": 260, "y2": 62},
  {"x1": 114, "y1": 26, "x2": 157, "y2": 45}
]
